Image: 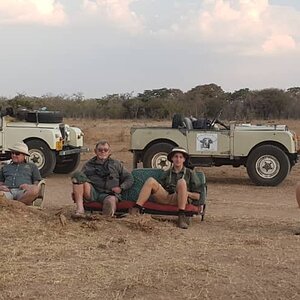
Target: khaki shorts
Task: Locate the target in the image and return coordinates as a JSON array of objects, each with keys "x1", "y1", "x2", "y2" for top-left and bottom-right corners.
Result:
[
  {"x1": 152, "y1": 184, "x2": 178, "y2": 205},
  {"x1": 4, "y1": 188, "x2": 25, "y2": 201}
]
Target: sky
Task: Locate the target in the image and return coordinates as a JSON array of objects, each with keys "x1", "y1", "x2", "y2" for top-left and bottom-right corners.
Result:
[{"x1": 0, "y1": 0, "x2": 300, "y2": 98}]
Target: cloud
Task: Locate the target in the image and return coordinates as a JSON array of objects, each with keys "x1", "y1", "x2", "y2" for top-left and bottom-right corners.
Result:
[
  {"x1": 82, "y1": 0, "x2": 144, "y2": 34},
  {"x1": 146, "y1": 0, "x2": 299, "y2": 56},
  {"x1": 262, "y1": 34, "x2": 297, "y2": 53},
  {"x1": 195, "y1": 0, "x2": 300, "y2": 55},
  {"x1": 0, "y1": 0, "x2": 67, "y2": 26}
]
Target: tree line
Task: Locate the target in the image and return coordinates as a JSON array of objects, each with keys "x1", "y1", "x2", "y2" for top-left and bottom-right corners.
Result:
[{"x1": 1, "y1": 84, "x2": 300, "y2": 121}]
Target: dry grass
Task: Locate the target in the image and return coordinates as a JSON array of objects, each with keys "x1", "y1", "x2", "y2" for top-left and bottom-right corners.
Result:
[{"x1": 1, "y1": 118, "x2": 300, "y2": 299}]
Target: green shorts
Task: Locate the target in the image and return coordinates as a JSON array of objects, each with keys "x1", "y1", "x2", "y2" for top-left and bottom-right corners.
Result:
[{"x1": 84, "y1": 186, "x2": 120, "y2": 203}]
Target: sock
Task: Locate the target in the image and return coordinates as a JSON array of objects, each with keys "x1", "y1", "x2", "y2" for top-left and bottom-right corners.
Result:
[
  {"x1": 133, "y1": 203, "x2": 144, "y2": 214},
  {"x1": 134, "y1": 203, "x2": 143, "y2": 209},
  {"x1": 178, "y1": 209, "x2": 186, "y2": 215}
]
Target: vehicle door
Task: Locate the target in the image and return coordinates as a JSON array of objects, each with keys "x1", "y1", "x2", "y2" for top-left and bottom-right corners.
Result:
[{"x1": 186, "y1": 127, "x2": 231, "y2": 157}]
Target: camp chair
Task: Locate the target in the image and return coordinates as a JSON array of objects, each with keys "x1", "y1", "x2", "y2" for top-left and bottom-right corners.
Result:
[{"x1": 32, "y1": 179, "x2": 46, "y2": 207}]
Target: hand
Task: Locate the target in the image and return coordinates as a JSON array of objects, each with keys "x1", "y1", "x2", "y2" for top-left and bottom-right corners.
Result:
[
  {"x1": 0, "y1": 185, "x2": 10, "y2": 192},
  {"x1": 19, "y1": 184, "x2": 30, "y2": 191},
  {"x1": 112, "y1": 187, "x2": 122, "y2": 194}
]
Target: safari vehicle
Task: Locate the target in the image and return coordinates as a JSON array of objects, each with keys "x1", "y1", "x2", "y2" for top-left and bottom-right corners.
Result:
[
  {"x1": 0, "y1": 108, "x2": 88, "y2": 177},
  {"x1": 130, "y1": 113, "x2": 299, "y2": 186}
]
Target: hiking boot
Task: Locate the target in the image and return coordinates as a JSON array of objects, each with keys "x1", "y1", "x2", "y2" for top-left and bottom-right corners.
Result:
[
  {"x1": 178, "y1": 214, "x2": 189, "y2": 229},
  {"x1": 185, "y1": 216, "x2": 191, "y2": 226}
]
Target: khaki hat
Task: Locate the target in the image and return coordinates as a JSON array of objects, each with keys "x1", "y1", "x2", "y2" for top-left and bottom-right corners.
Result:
[
  {"x1": 8, "y1": 142, "x2": 30, "y2": 156},
  {"x1": 167, "y1": 147, "x2": 189, "y2": 162}
]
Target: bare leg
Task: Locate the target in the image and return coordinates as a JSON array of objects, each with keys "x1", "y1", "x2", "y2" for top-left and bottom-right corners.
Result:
[
  {"x1": 136, "y1": 177, "x2": 164, "y2": 206},
  {"x1": 73, "y1": 182, "x2": 92, "y2": 214},
  {"x1": 296, "y1": 183, "x2": 300, "y2": 208},
  {"x1": 18, "y1": 186, "x2": 39, "y2": 205},
  {"x1": 176, "y1": 179, "x2": 188, "y2": 210},
  {"x1": 175, "y1": 179, "x2": 189, "y2": 229},
  {"x1": 102, "y1": 195, "x2": 117, "y2": 217}
]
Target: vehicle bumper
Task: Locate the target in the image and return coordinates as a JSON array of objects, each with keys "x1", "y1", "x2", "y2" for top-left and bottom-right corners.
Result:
[{"x1": 58, "y1": 147, "x2": 89, "y2": 156}]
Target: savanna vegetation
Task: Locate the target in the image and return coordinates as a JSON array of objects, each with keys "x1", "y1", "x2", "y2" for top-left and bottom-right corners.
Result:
[{"x1": 1, "y1": 84, "x2": 300, "y2": 120}]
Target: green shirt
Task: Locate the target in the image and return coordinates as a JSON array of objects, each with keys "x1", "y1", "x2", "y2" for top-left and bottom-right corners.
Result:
[
  {"x1": 159, "y1": 167, "x2": 201, "y2": 196},
  {"x1": 0, "y1": 162, "x2": 42, "y2": 188}
]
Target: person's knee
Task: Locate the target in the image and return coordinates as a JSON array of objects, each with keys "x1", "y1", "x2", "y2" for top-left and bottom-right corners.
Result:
[
  {"x1": 145, "y1": 177, "x2": 159, "y2": 188},
  {"x1": 176, "y1": 178, "x2": 187, "y2": 190},
  {"x1": 71, "y1": 172, "x2": 90, "y2": 185}
]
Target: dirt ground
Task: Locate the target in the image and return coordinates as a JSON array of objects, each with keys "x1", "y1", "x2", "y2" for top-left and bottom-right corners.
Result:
[{"x1": 1, "y1": 118, "x2": 300, "y2": 300}]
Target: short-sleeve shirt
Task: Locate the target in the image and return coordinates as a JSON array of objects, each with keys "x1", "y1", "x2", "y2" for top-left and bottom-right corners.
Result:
[{"x1": 0, "y1": 162, "x2": 42, "y2": 188}]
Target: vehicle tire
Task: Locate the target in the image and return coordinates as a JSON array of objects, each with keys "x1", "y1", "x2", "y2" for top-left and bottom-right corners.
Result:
[
  {"x1": 25, "y1": 111, "x2": 63, "y2": 123},
  {"x1": 53, "y1": 153, "x2": 81, "y2": 174},
  {"x1": 246, "y1": 145, "x2": 290, "y2": 186},
  {"x1": 172, "y1": 114, "x2": 184, "y2": 129},
  {"x1": 143, "y1": 142, "x2": 175, "y2": 170},
  {"x1": 26, "y1": 140, "x2": 56, "y2": 177}
]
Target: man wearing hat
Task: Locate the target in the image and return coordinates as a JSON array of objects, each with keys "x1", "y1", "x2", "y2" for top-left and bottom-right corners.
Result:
[
  {"x1": 0, "y1": 142, "x2": 42, "y2": 205},
  {"x1": 130, "y1": 147, "x2": 201, "y2": 229}
]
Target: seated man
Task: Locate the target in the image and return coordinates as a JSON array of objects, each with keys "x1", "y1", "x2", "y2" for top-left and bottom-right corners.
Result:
[
  {"x1": 0, "y1": 142, "x2": 42, "y2": 205},
  {"x1": 72, "y1": 140, "x2": 133, "y2": 217},
  {"x1": 130, "y1": 147, "x2": 201, "y2": 229}
]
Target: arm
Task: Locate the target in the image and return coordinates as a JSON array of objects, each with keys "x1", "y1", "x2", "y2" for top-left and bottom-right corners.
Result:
[
  {"x1": 0, "y1": 168, "x2": 9, "y2": 191},
  {"x1": 118, "y1": 165, "x2": 134, "y2": 191},
  {"x1": 187, "y1": 191, "x2": 200, "y2": 201},
  {"x1": 0, "y1": 181, "x2": 10, "y2": 192},
  {"x1": 188, "y1": 170, "x2": 201, "y2": 201}
]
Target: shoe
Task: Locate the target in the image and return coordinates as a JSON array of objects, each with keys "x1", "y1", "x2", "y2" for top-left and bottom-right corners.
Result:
[
  {"x1": 71, "y1": 211, "x2": 86, "y2": 220},
  {"x1": 129, "y1": 206, "x2": 141, "y2": 215},
  {"x1": 178, "y1": 214, "x2": 189, "y2": 229},
  {"x1": 185, "y1": 216, "x2": 192, "y2": 225}
]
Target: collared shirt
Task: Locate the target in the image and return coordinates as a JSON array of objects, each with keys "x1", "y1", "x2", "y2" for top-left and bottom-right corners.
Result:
[
  {"x1": 0, "y1": 162, "x2": 42, "y2": 188},
  {"x1": 159, "y1": 166, "x2": 201, "y2": 195}
]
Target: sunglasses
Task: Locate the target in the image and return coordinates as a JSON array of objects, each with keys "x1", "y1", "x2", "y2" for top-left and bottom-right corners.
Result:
[
  {"x1": 97, "y1": 148, "x2": 109, "y2": 153},
  {"x1": 11, "y1": 151, "x2": 22, "y2": 156}
]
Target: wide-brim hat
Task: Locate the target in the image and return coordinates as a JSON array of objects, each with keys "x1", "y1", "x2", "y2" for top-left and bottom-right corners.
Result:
[
  {"x1": 167, "y1": 147, "x2": 189, "y2": 162},
  {"x1": 8, "y1": 142, "x2": 30, "y2": 156}
]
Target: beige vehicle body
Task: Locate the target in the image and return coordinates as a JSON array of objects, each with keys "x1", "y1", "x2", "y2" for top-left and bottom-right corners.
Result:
[
  {"x1": 0, "y1": 114, "x2": 87, "y2": 177},
  {"x1": 130, "y1": 120, "x2": 298, "y2": 186}
]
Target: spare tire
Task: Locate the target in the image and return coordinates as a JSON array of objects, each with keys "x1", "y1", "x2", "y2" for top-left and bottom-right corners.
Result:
[
  {"x1": 25, "y1": 111, "x2": 63, "y2": 123},
  {"x1": 172, "y1": 114, "x2": 184, "y2": 128}
]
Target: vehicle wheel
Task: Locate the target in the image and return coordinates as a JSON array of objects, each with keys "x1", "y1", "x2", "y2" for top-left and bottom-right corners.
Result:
[
  {"x1": 26, "y1": 140, "x2": 56, "y2": 177},
  {"x1": 172, "y1": 114, "x2": 184, "y2": 129},
  {"x1": 25, "y1": 111, "x2": 63, "y2": 123},
  {"x1": 53, "y1": 153, "x2": 81, "y2": 174},
  {"x1": 143, "y1": 142, "x2": 175, "y2": 170},
  {"x1": 246, "y1": 145, "x2": 290, "y2": 186}
]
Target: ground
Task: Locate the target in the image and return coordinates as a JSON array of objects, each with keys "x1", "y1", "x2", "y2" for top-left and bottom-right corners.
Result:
[{"x1": 1, "y1": 119, "x2": 300, "y2": 300}]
